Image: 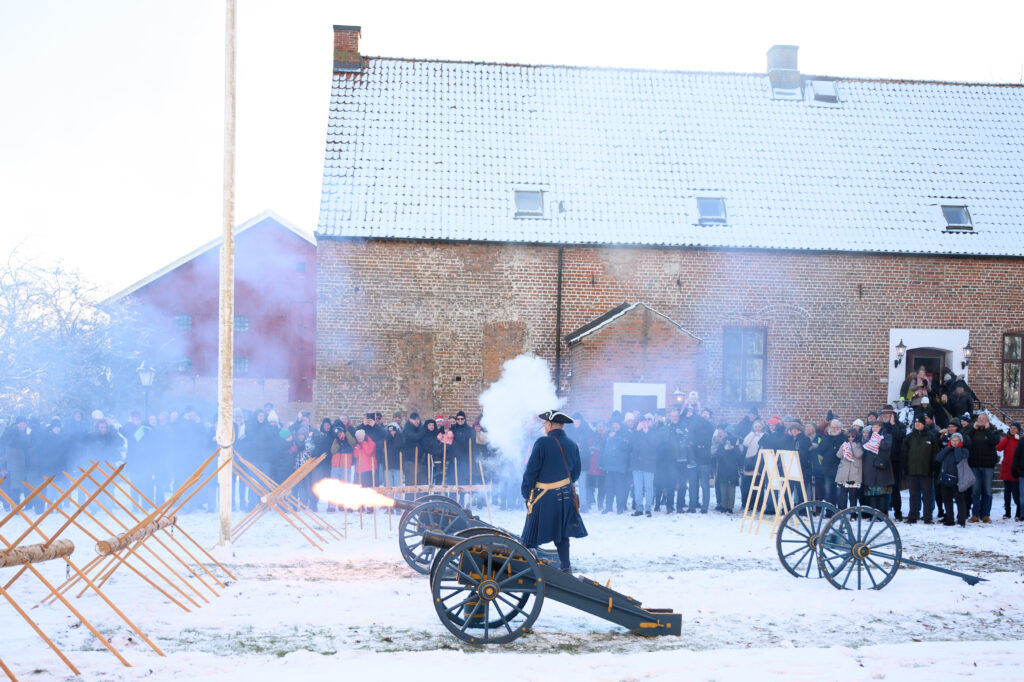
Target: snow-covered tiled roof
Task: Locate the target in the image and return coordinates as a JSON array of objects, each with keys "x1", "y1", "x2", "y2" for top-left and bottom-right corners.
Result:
[{"x1": 317, "y1": 57, "x2": 1024, "y2": 256}]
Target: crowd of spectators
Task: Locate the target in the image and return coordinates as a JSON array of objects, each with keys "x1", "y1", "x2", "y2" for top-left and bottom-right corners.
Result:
[{"x1": 2, "y1": 367, "x2": 1021, "y2": 526}]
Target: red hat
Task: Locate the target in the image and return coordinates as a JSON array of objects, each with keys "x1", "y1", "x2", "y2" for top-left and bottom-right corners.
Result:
[{"x1": 767, "y1": 415, "x2": 782, "y2": 426}]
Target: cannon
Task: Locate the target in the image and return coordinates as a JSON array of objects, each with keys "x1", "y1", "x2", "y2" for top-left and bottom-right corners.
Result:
[
  {"x1": 421, "y1": 529, "x2": 682, "y2": 644},
  {"x1": 393, "y1": 496, "x2": 557, "y2": 573},
  {"x1": 776, "y1": 501, "x2": 986, "y2": 590}
]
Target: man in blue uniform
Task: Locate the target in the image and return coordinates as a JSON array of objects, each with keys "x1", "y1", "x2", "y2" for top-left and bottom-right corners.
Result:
[{"x1": 521, "y1": 410, "x2": 588, "y2": 573}]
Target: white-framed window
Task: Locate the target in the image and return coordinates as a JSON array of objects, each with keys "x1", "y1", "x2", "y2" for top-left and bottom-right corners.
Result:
[
  {"x1": 697, "y1": 197, "x2": 727, "y2": 225},
  {"x1": 514, "y1": 190, "x2": 545, "y2": 218},
  {"x1": 174, "y1": 314, "x2": 193, "y2": 331},
  {"x1": 234, "y1": 315, "x2": 250, "y2": 332},
  {"x1": 942, "y1": 205, "x2": 972, "y2": 231},
  {"x1": 233, "y1": 357, "x2": 249, "y2": 374}
]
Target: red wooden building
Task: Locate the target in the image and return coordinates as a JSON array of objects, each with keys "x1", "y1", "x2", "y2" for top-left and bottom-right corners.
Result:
[{"x1": 109, "y1": 211, "x2": 316, "y2": 416}]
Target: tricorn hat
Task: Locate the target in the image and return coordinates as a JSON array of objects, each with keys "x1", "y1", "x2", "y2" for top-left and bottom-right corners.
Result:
[{"x1": 538, "y1": 410, "x2": 574, "y2": 424}]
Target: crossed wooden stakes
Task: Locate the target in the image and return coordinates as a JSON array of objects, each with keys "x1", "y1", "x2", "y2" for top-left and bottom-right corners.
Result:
[
  {"x1": 227, "y1": 452, "x2": 343, "y2": 551},
  {"x1": 0, "y1": 464, "x2": 165, "y2": 679},
  {"x1": 740, "y1": 449, "x2": 808, "y2": 537}
]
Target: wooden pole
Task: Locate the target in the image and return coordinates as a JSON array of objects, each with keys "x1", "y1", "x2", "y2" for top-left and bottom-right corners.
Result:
[
  {"x1": 383, "y1": 441, "x2": 389, "y2": 489},
  {"x1": 414, "y1": 446, "x2": 419, "y2": 494},
  {"x1": 478, "y1": 460, "x2": 493, "y2": 526},
  {"x1": 469, "y1": 439, "x2": 473, "y2": 507},
  {"x1": 442, "y1": 444, "x2": 447, "y2": 487},
  {"x1": 215, "y1": 0, "x2": 238, "y2": 548}
]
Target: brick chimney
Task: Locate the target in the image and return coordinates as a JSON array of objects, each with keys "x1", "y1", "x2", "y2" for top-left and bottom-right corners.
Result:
[
  {"x1": 333, "y1": 25, "x2": 362, "y2": 73},
  {"x1": 766, "y1": 44, "x2": 800, "y2": 90}
]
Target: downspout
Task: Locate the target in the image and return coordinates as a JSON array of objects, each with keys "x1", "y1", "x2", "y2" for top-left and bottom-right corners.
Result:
[{"x1": 555, "y1": 246, "x2": 564, "y2": 397}]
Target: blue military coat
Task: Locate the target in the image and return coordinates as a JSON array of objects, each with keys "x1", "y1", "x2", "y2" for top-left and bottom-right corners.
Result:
[{"x1": 520, "y1": 428, "x2": 588, "y2": 546}]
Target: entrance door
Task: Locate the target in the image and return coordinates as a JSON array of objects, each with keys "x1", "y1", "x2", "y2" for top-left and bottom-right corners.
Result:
[
  {"x1": 621, "y1": 395, "x2": 658, "y2": 416},
  {"x1": 905, "y1": 349, "x2": 947, "y2": 389}
]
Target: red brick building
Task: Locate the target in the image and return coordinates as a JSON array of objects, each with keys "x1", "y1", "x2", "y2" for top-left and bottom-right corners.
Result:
[
  {"x1": 110, "y1": 211, "x2": 316, "y2": 415},
  {"x1": 315, "y1": 27, "x2": 1024, "y2": 425}
]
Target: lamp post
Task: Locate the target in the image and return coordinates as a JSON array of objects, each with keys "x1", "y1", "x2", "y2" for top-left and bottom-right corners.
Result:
[
  {"x1": 137, "y1": 361, "x2": 156, "y2": 418},
  {"x1": 672, "y1": 387, "x2": 685, "y2": 404}
]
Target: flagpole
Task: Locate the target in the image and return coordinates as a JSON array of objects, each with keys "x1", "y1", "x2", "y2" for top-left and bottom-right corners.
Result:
[{"x1": 215, "y1": 0, "x2": 237, "y2": 547}]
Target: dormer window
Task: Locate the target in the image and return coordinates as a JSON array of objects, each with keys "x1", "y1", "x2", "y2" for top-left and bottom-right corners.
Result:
[
  {"x1": 942, "y1": 205, "x2": 972, "y2": 231},
  {"x1": 697, "y1": 197, "x2": 727, "y2": 225},
  {"x1": 514, "y1": 190, "x2": 544, "y2": 218}
]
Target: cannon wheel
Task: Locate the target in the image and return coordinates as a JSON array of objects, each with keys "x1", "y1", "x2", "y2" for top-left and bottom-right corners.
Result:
[
  {"x1": 429, "y1": 526, "x2": 513, "y2": 587},
  {"x1": 776, "y1": 500, "x2": 839, "y2": 578},
  {"x1": 398, "y1": 495, "x2": 462, "y2": 527},
  {"x1": 817, "y1": 506, "x2": 903, "y2": 590},
  {"x1": 399, "y1": 500, "x2": 467, "y2": 574},
  {"x1": 431, "y1": 534, "x2": 545, "y2": 644}
]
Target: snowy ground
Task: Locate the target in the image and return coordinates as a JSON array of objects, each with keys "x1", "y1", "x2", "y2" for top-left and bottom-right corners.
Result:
[{"x1": 3, "y1": 496, "x2": 1024, "y2": 681}]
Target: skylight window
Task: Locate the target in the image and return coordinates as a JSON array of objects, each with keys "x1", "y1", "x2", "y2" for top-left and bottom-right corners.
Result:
[
  {"x1": 697, "y1": 197, "x2": 727, "y2": 225},
  {"x1": 942, "y1": 205, "x2": 972, "y2": 230},
  {"x1": 810, "y1": 80, "x2": 840, "y2": 104},
  {"x1": 514, "y1": 190, "x2": 544, "y2": 218}
]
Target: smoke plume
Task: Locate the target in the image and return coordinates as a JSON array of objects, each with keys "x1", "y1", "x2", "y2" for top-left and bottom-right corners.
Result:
[{"x1": 479, "y1": 354, "x2": 561, "y2": 463}]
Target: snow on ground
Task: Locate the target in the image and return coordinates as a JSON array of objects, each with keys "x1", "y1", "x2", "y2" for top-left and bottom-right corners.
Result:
[{"x1": 3, "y1": 496, "x2": 1024, "y2": 681}]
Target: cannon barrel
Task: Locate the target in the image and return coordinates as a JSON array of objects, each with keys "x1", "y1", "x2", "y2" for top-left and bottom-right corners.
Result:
[
  {"x1": 389, "y1": 498, "x2": 422, "y2": 512},
  {"x1": 421, "y1": 529, "x2": 463, "y2": 551}
]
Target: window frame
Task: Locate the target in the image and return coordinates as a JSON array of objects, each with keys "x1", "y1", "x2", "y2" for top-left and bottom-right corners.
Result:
[
  {"x1": 1002, "y1": 332, "x2": 1023, "y2": 408},
  {"x1": 941, "y1": 205, "x2": 972, "y2": 231},
  {"x1": 697, "y1": 197, "x2": 727, "y2": 225},
  {"x1": 513, "y1": 189, "x2": 545, "y2": 219},
  {"x1": 722, "y1": 326, "x2": 767, "y2": 405},
  {"x1": 233, "y1": 357, "x2": 250, "y2": 375},
  {"x1": 234, "y1": 315, "x2": 250, "y2": 332}
]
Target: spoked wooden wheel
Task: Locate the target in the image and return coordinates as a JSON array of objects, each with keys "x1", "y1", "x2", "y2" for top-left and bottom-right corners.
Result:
[
  {"x1": 431, "y1": 534, "x2": 544, "y2": 644},
  {"x1": 429, "y1": 526, "x2": 512, "y2": 586},
  {"x1": 817, "y1": 506, "x2": 903, "y2": 590},
  {"x1": 776, "y1": 501, "x2": 839, "y2": 578},
  {"x1": 398, "y1": 500, "x2": 467, "y2": 574}
]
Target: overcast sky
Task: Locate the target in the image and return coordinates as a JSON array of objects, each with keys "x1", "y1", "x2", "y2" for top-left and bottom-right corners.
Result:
[{"x1": 2, "y1": 0, "x2": 1022, "y2": 295}]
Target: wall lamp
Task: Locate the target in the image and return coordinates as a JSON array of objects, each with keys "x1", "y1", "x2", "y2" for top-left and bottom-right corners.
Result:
[
  {"x1": 894, "y1": 339, "x2": 906, "y2": 368},
  {"x1": 961, "y1": 342, "x2": 973, "y2": 369}
]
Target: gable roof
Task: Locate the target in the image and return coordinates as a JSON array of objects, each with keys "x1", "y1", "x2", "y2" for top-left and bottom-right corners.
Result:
[
  {"x1": 565, "y1": 302, "x2": 701, "y2": 345},
  {"x1": 317, "y1": 57, "x2": 1024, "y2": 257},
  {"x1": 107, "y1": 211, "x2": 314, "y2": 302}
]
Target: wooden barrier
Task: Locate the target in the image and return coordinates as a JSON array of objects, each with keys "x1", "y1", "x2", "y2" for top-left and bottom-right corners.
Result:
[
  {"x1": 226, "y1": 452, "x2": 344, "y2": 550},
  {"x1": 739, "y1": 449, "x2": 808, "y2": 537},
  {"x1": 0, "y1": 465, "x2": 164, "y2": 678}
]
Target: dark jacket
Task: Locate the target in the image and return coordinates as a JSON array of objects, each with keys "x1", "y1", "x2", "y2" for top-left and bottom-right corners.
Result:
[
  {"x1": 520, "y1": 428, "x2": 587, "y2": 547},
  {"x1": 902, "y1": 428, "x2": 938, "y2": 476},
  {"x1": 629, "y1": 427, "x2": 658, "y2": 472},
  {"x1": 713, "y1": 431, "x2": 741, "y2": 486},
  {"x1": 819, "y1": 433, "x2": 845, "y2": 478},
  {"x1": 967, "y1": 425, "x2": 1001, "y2": 468},
  {"x1": 419, "y1": 422, "x2": 443, "y2": 459},
  {"x1": 600, "y1": 425, "x2": 632, "y2": 474},
  {"x1": 948, "y1": 392, "x2": 974, "y2": 420},
  {"x1": 690, "y1": 416, "x2": 714, "y2": 465},
  {"x1": 936, "y1": 444, "x2": 969, "y2": 477},
  {"x1": 861, "y1": 432, "x2": 895, "y2": 488},
  {"x1": 401, "y1": 420, "x2": 426, "y2": 460}
]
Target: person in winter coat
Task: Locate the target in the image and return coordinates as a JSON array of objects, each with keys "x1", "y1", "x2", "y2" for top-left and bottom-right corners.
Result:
[
  {"x1": 902, "y1": 415, "x2": 939, "y2": 523},
  {"x1": 629, "y1": 416, "x2": 658, "y2": 516},
  {"x1": 520, "y1": 410, "x2": 587, "y2": 573},
  {"x1": 449, "y1": 410, "x2": 474, "y2": 491},
  {"x1": 835, "y1": 427, "x2": 863, "y2": 509},
  {"x1": 804, "y1": 422, "x2": 824, "y2": 503},
  {"x1": 399, "y1": 413, "x2": 425, "y2": 488},
  {"x1": 997, "y1": 422, "x2": 1021, "y2": 520},
  {"x1": 879, "y1": 407, "x2": 904, "y2": 520},
  {"x1": 967, "y1": 413, "x2": 1001, "y2": 523},
  {"x1": 818, "y1": 419, "x2": 846, "y2": 510},
  {"x1": 713, "y1": 424, "x2": 741, "y2": 513},
  {"x1": 860, "y1": 421, "x2": 895, "y2": 513},
  {"x1": 381, "y1": 423, "x2": 404, "y2": 488},
  {"x1": 947, "y1": 384, "x2": 974, "y2": 421},
  {"x1": 740, "y1": 420, "x2": 765, "y2": 509},
  {"x1": 352, "y1": 429, "x2": 377, "y2": 487},
  {"x1": 420, "y1": 419, "x2": 444, "y2": 485},
  {"x1": 600, "y1": 415, "x2": 632, "y2": 514},
  {"x1": 1, "y1": 416, "x2": 33, "y2": 511},
  {"x1": 936, "y1": 433, "x2": 970, "y2": 526}
]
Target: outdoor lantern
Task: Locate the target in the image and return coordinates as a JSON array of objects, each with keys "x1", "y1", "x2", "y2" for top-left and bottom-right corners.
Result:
[
  {"x1": 962, "y1": 342, "x2": 973, "y2": 369},
  {"x1": 672, "y1": 387, "x2": 685, "y2": 403},
  {"x1": 137, "y1": 361, "x2": 156, "y2": 387},
  {"x1": 894, "y1": 339, "x2": 907, "y2": 368}
]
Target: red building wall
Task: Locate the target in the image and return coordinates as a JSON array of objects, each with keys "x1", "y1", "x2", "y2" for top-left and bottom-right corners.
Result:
[
  {"x1": 316, "y1": 238, "x2": 1024, "y2": 426},
  {"x1": 127, "y1": 217, "x2": 316, "y2": 414}
]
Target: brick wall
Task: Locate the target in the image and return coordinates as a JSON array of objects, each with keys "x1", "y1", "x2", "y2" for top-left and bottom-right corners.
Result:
[{"x1": 315, "y1": 238, "x2": 1024, "y2": 425}]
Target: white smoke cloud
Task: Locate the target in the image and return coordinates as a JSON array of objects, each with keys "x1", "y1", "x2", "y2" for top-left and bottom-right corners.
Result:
[{"x1": 479, "y1": 354, "x2": 561, "y2": 463}]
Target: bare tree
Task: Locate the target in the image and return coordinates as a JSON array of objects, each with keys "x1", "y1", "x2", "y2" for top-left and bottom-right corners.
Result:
[{"x1": 0, "y1": 252, "x2": 145, "y2": 417}]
